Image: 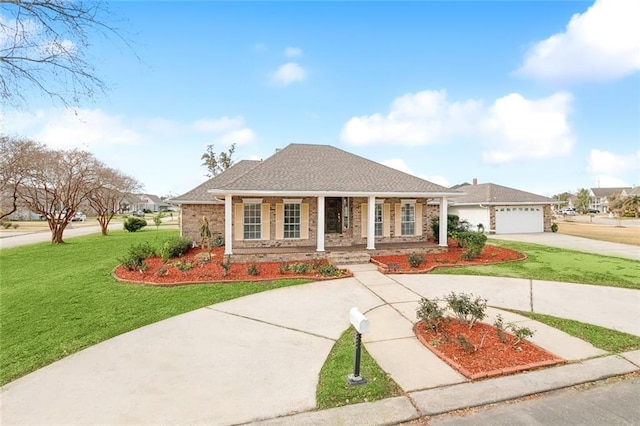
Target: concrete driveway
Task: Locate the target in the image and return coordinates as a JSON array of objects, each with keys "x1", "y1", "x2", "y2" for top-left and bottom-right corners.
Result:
[
  {"x1": 489, "y1": 232, "x2": 639, "y2": 261},
  {"x1": 0, "y1": 278, "x2": 383, "y2": 425}
]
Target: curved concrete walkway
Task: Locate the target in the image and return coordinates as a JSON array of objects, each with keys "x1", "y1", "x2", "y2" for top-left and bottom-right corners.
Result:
[{"x1": 2, "y1": 263, "x2": 639, "y2": 425}]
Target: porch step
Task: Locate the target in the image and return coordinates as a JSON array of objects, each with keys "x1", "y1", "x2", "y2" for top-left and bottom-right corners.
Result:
[{"x1": 327, "y1": 251, "x2": 371, "y2": 266}]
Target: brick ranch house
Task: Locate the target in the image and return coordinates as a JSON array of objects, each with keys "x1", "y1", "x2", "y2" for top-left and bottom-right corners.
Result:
[{"x1": 170, "y1": 144, "x2": 462, "y2": 262}]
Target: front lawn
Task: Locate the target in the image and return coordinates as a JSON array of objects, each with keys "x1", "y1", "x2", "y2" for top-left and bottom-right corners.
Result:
[
  {"x1": 431, "y1": 240, "x2": 640, "y2": 290},
  {"x1": 0, "y1": 229, "x2": 307, "y2": 385}
]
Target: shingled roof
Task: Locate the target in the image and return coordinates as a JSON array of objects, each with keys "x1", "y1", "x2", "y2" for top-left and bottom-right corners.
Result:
[
  {"x1": 590, "y1": 187, "x2": 633, "y2": 197},
  {"x1": 450, "y1": 182, "x2": 553, "y2": 205},
  {"x1": 170, "y1": 160, "x2": 261, "y2": 204},
  {"x1": 173, "y1": 144, "x2": 460, "y2": 201}
]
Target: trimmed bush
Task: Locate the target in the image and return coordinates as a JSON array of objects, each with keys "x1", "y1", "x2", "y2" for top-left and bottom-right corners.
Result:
[
  {"x1": 443, "y1": 292, "x2": 487, "y2": 329},
  {"x1": 123, "y1": 217, "x2": 147, "y2": 232},
  {"x1": 454, "y1": 231, "x2": 487, "y2": 260},
  {"x1": 119, "y1": 242, "x2": 156, "y2": 272},
  {"x1": 160, "y1": 236, "x2": 192, "y2": 262},
  {"x1": 407, "y1": 252, "x2": 425, "y2": 268},
  {"x1": 430, "y1": 214, "x2": 470, "y2": 242}
]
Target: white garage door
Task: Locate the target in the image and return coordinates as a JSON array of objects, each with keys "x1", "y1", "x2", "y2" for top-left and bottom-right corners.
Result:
[{"x1": 495, "y1": 206, "x2": 543, "y2": 234}]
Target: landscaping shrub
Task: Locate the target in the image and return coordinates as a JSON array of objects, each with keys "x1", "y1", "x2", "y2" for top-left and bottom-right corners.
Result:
[
  {"x1": 416, "y1": 297, "x2": 445, "y2": 332},
  {"x1": 454, "y1": 231, "x2": 487, "y2": 260},
  {"x1": 160, "y1": 236, "x2": 192, "y2": 262},
  {"x1": 247, "y1": 263, "x2": 260, "y2": 276},
  {"x1": 407, "y1": 252, "x2": 425, "y2": 268},
  {"x1": 123, "y1": 217, "x2": 147, "y2": 232},
  {"x1": 430, "y1": 214, "x2": 470, "y2": 241},
  {"x1": 288, "y1": 262, "x2": 311, "y2": 274},
  {"x1": 118, "y1": 242, "x2": 156, "y2": 272},
  {"x1": 443, "y1": 292, "x2": 487, "y2": 329},
  {"x1": 551, "y1": 222, "x2": 558, "y2": 233},
  {"x1": 318, "y1": 264, "x2": 340, "y2": 277},
  {"x1": 212, "y1": 235, "x2": 224, "y2": 247}
]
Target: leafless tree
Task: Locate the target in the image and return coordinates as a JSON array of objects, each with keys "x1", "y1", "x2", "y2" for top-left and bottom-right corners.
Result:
[
  {"x1": 0, "y1": 135, "x2": 46, "y2": 220},
  {"x1": 87, "y1": 166, "x2": 142, "y2": 235},
  {"x1": 0, "y1": 0, "x2": 133, "y2": 107},
  {"x1": 18, "y1": 147, "x2": 104, "y2": 243}
]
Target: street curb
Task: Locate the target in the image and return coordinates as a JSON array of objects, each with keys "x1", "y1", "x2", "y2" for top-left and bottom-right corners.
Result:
[
  {"x1": 409, "y1": 354, "x2": 639, "y2": 416},
  {"x1": 248, "y1": 396, "x2": 419, "y2": 425}
]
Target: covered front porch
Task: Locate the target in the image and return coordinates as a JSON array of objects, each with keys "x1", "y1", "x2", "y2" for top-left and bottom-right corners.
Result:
[{"x1": 221, "y1": 194, "x2": 451, "y2": 256}]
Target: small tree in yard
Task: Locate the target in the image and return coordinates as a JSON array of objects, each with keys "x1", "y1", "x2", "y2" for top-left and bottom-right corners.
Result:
[
  {"x1": 153, "y1": 212, "x2": 164, "y2": 230},
  {"x1": 18, "y1": 148, "x2": 105, "y2": 244},
  {"x1": 87, "y1": 167, "x2": 142, "y2": 236}
]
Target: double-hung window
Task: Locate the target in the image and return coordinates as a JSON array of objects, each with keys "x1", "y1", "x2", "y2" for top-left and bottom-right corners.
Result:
[
  {"x1": 243, "y1": 202, "x2": 261, "y2": 240},
  {"x1": 400, "y1": 202, "x2": 415, "y2": 236},
  {"x1": 374, "y1": 203, "x2": 383, "y2": 237},
  {"x1": 283, "y1": 202, "x2": 301, "y2": 239}
]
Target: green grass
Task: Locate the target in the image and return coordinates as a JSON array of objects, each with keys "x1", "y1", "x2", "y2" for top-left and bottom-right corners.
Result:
[
  {"x1": 508, "y1": 310, "x2": 640, "y2": 353},
  {"x1": 431, "y1": 240, "x2": 640, "y2": 289},
  {"x1": 316, "y1": 328, "x2": 402, "y2": 410},
  {"x1": 0, "y1": 229, "x2": 307, "y2": 386}
]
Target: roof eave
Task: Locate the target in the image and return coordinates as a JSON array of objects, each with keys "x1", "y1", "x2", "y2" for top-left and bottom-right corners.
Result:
[{"x1": 207, "y1": 189, "x2": 462, "y2": 198}]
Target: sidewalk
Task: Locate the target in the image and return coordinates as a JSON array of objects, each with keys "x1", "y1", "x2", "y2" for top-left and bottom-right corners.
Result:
[
  {"x1": 2, "y1": 264, "x2": 638, "y2": 425},
  {"x1": 250, "y1": 264, "x2": 640, "y2": 425}
]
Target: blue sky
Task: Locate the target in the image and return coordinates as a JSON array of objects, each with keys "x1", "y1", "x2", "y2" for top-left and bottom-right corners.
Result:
[{"x1": 2, "y1": 0, "x2": 639, "y2": 198}]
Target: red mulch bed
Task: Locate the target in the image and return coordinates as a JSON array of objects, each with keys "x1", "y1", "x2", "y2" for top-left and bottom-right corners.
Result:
[
  {"x1": 372, "y1": 244, "x2": 524, "y2": 273},
  {"x1": 415, "y1": 319, "x2": 564, "y2": 379},
  {"x1": 114, "y1": 246, "x2": 351, "y2": 286}
]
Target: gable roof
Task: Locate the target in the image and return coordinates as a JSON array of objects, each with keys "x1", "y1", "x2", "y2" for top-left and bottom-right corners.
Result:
[
  {"x1": 173, "y1": 144, "x2": 461, "y2": 202},
  {"x1": 449, "y1": 182, "x2": 553, "y2": 205},
  {"x1": 170, "y1": 160, "x2": 261, "y2": 204},
  {"x1": 590, "y1": 187, "x2": 632, "y2": 197},
  {"x1": 628, "y1": 187, "x2": 640, "y2": 196}
]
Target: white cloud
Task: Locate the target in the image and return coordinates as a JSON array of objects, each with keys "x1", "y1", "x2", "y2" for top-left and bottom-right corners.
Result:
[
  {"x1": 341, "y1": 89, "x2": 575, "y2": 164},
  {"x1": 269, "y1": 62, "x2": 307, "y2": 86},
  {"x1": 517, "y1": 0, "x2": 640, "y2": 82},
  {"x1": 192, "y1": 116, "x2": 245, "y2": 133},
  {"x1": 284, "y1": 46, "x2": 303, "y2": 57},
  {"x1": 587, "y1": 149, "x2": 638, "y2": 174},
  {"x1": 216, "y1": 128, "x2": 256, "y2": 146},
  {"x1": 382, "y1": 158, "x2": 450, "y2": 187},
  {"x1": 3, "y1": 108, "x2": 141, "y2": 149},
  {"x1": 340, "y1": 90, "x2": 482, "y2": 146},
  {"x1": 481, "y1": 92, "x2": 575, "y2": 163}
]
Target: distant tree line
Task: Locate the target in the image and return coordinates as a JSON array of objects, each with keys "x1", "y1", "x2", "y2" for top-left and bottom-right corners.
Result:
[{"x1": 0, "y1": 135, "x2": 141, "y2": 243}]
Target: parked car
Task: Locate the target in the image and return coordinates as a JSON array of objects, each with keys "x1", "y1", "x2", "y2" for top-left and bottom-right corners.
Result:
[
  {"x1": 132, "y1": 210, "x2": 145, "y2": 218},
  {"x1": 71, "y1": 212, "x2": 86, "y2": 222},
  {"x1": 587, "y1": 208, "x2": 600, "y2": 214},
  {"x1": 560, "y1": 208, "x2": 576, "y2": 216}
]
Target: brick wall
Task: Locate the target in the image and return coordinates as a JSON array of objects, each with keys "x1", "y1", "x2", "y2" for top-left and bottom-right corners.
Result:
[{"x1": 180, "y1": 196, "x2": 441, "y2": 249}]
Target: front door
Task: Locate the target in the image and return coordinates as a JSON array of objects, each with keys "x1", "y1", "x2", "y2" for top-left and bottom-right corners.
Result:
[{"x1": 325, "y1": 197, "x2": 342, "y2": 234}]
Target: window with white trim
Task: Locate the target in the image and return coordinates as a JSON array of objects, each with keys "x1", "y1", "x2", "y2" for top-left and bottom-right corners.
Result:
[
  {"x1": 284, "y1": 202, "x2": 301, "y2": 239},
  {"x1": 374, "y1": 203, "x2": 383, "y2": 237},
  {"x1": 243, "y1": 203, "x2": 261, "y2": 240},
  {"x1": 401, "y1": 202, "x2": 415, "y2": 236}
]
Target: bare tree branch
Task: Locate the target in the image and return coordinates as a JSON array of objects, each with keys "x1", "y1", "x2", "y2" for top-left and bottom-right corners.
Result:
[{"x1": 1, "y1": 0, "x2": 136, "y2": 108}]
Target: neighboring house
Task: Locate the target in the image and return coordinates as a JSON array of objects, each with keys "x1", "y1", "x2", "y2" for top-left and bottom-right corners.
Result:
[
  {"x1": 588, "y1": 187, "x2": 633, "y2": 213},
  {"x1": 448, "y1": 179, "x2": 555, "y2": 234},
  {"x1": 129, "y1": 194, "x2": 171, "y2": 213},
  {"x1": 170, "y1": 143, "x2": 461, "y2": 255}
]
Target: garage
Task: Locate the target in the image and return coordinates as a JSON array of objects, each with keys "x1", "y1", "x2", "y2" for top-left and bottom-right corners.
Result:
[{"x1": 495, "y1": 206, "x2": 544, "y2": 234}]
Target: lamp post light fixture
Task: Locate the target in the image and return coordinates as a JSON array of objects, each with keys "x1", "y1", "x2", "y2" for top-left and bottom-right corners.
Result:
[{"x1": 347, "y1": 307, "x2": 370, "y2": 386}]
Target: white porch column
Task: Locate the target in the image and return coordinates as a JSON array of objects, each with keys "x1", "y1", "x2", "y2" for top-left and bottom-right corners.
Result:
[
  {"x1": 317, "y1": 196, "x2": 325, "y2": 252},
  {"x1": 224, "y1": 194, "x2": 233, "y2": 255},
  {"x1": 439, "y1": 196, "x2": 448, "y2": 247},
  {"x1": 367, "y1": 195, "x2": 376, "y2": 250}
]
